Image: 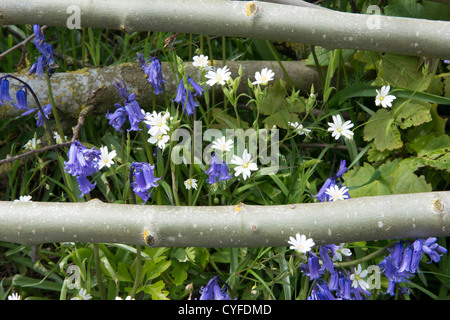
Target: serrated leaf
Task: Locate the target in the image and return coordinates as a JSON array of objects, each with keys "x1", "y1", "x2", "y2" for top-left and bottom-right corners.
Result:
[
  {"x1": 364, "y1": 109, "x2": 403, "y2": 151},
  {"x1": 407, "y1": 134, "x2": 450, "y2": 171},
  {"x1": 141, "y1": 280, "x2": 170, "y2": 300},
  {"x1": 393, "y1": 99, "x2": 432, "y2": 129}
]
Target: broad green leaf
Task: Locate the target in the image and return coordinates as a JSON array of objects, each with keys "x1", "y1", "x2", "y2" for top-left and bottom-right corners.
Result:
[
  {"x1": 364, "y1": 109, "x2": 403, "y2": 151},
  {"x1": 373, "y1": 54, "x2": 432, "y2": 91},
  {"x1": 393, "y1": 99, "x2": 432, "y2": 129},
  {"x1": 343, "y1": 162, "x2": 391, "y2": 197},
  {"x1": 384, "y1": 0, "x2": 423, "y2": 18},
  {"x1": 389, "y1": 158, "x2": 432, "y2": 194}
]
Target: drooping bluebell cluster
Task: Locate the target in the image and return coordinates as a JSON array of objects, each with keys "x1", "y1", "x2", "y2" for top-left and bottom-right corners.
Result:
[
  {"x1": 0, "y1": 75, "x2": 52, "y2": 128},
  {"x1": 106, "y1": 79, "x2": 145, "y2": 132},
  {"x1": 378, "y1": 237, "x2": 448, "y2": 296},
  {"x1": 300, "y1": 237, "x2": 447, "y2": 300},
  {"x1": 64, "y1": 140, "x2": 101, "y2": 196},
  {"x1": 205, "y1": 153, "x2": 232, "y2": 185},
  {"x1": 198, "y1": 276, "x2": 232, "y2": 300},
  {"x1": 301, "y1": 246, "x2": 371, "y2": 300},
  {"x1": 315, "y1": 159, "x2": 350, "y2": 202},
  {"x1": 137, "y1": 53, "x2": 165, "y2": 95},
  {"x1": 130, "y1": 162, "x2": 160, "y2": 204},
  {"x1": 28, "y1": 25, "x2": 57, "y2": 78},
  {"x1": 172, "y1": 75, "x2": 204, "y2": 116}
]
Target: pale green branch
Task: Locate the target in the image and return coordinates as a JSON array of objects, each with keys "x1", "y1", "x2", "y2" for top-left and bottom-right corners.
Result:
[
  {"x1": 1, "y1": 192, "x2": 448, "y2": 247},
  {"x1": 0, "y1": 0, "x2": 449, "y2": 58}
]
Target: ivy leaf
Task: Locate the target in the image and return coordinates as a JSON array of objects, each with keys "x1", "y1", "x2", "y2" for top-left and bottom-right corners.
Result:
[{"x1": 364, "y1": 109, "x2": 403, "y2": 151}]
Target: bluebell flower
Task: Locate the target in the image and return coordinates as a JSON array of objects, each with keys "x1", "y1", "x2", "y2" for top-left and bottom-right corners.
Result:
[
  {"x1": 319, "y1": 245, "x2": 335, "y2": 274},
  {"x1": 376, "y1": 239, "x2": 445, "y2": 296},
  {"x1": 300, "y1": 252, "x2": 323, "y2": 280},
  {"x1": 15, "y1": 86, "x2": 28, "y2": 110},
  {"x1": 106, "y1": 81, "x2": 145, "y2": 132},
  {"x1": 308, "y1": 281, "x2": 336, "y2": 300},
  {"x1": 130, "y1": 162, "x2": 160, "y2": 204},
  {"x1": 205, "y1": 154, "x2": 232, "y2": 184},
  {"x1": 172, "y1": 76, "x2": 204, "y2": 116},
  {"x1": 64, "y1": 141, "x2": 101, "y2": 196},
  {"x1": 0, "y1": 78, "x2": 12, "y2": 104},
  {"x1": 64, "y1": 141, "x2": 101, "y2": 177},
  {"x1": 28, "y1": 25, "x2": 57, "y2": 77},
  {"x1": 199, "y1": 276, "x2": 232, "y2": 300},
  {"x1": 138, "y1": 54, "x2": 165, "y2": 95},
  {"x1": 21, "y1": 103, "x2": 52, "y2": 127},
  {"x1": 76, "y1": 175, "x2": 97, "y2": 196}
]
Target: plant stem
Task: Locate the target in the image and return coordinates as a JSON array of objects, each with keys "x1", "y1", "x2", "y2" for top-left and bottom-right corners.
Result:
[
  {"x1": 93, "y1": 243, "x2": 106, "y2": 300},
  {"x1": 131, "y1": 245, "x2": 142, "y2": 299}
]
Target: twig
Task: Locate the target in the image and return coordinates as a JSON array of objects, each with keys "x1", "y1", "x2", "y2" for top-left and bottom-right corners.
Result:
[
  {"x1": 0, "y1": 26, "x2": 48, "y2": 60},
  {"x1": 0, "y1": 104, "x2": 94, "y2": 166}
]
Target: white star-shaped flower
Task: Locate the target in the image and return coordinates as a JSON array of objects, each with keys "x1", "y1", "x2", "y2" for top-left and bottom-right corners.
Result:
[
  {"x1": 252, "y1": 68, "x2": 275, "y2": 85},
  {"x1": 184, "y1": 178, "x2": 198, "y2": 190},
  {"x1": 230, "y1": 149, "x2": 258, "y2": 180},
  {"x1": 71, "y1": 288, "x2": 92, "y2": 300},
  {"x1": 350, "y1": 264, "x2": 370, "y2": 291},
  {"x1": 327, "y1": 115, "x2": 354, "y2": 140},
  {"x1": 192, "y1": 55, "x2": 210, "y2": 69},
  {"x1": 325, "y1": 185, "x2": 349, "y2": 201},
  {"x1": 145, "y1": 111, "x2": 170, "y2": 136},
  {"x1": 148, "y1": 131, "x2": 170, "y2": 150},
  {"x1": 8, "y1": 293, "x2": 21, "y2": 300},
  {"x1": 205, "y1": 66, "x2": 232, "y2": 86},
  {"x1": 98, "y1": 146, "x2": 117, "y2": 170},
  {"x1": 288, "y1": 121, "x2": 311, "y2": 136},
  {"x1": 14, "y1": 195, "x2": 32, "y2": 202},
  {"x1": 375, "y1": 85, "x2": 396, "y2": 108},
  {"x1": 212, "y1": 136, "x2": 233, "y2": 152},
  {"x1": 287, "y1": 233, "x2": 315, "y2": 253},
  {"x1": 332, "y1": 243, "x2": 352, "y2": 262}
]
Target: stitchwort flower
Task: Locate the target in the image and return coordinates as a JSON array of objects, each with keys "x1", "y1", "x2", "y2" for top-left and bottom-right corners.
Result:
[
  {"x1": 375, "y1": 85, "x2": 396, "y2": 108},
  {"x1": 315, "y1": 160, "x2": 350, "y2": 202},
  {"x1": 192, "y1": 54, "x2": 210, "y2": 69},
  {"x1": 287, "y1": 233, "x2": 315, "y2": 253},
  {"x1": 230, "y1": 149, "x2": 258, "y2": 180},
  {"x1": 350, "y1": 264, "x2": 370, "y2": 291},
  {"x1": 328, "y1": 114, "x2": 354, "y2": 140},
  {"x1": 205, "y1": 66, "x2": 232, "y2": 86},
  {"x1": 98, "y1": 146, "x2": 117, "y2": 170},
  {"x1": 288, "y1": 121, "x2": 311, "y2": 136},
  {"x1": 325, "y1": 185, "x2": 350, "y2": 201},
  {"x1": 130, "y1": 162, "x2": 161, "y2": 204},
  {"x1": 252, "y1": 68, "x2": 275, "y2": 85},
  {"x1": 184, "y1": 178, "x2": 198, "y2": 190}
]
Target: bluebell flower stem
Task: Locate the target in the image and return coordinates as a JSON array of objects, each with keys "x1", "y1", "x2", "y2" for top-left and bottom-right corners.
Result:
[
  {"x1": 93, "y1": 243, "x2": 106, "y2": 300},
  {"x1": 45, "y1": 71, "x2": 64, "y2": 139},
  {"x1": 131, "y1": 245, "x2": 142, "y2": 299}
]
